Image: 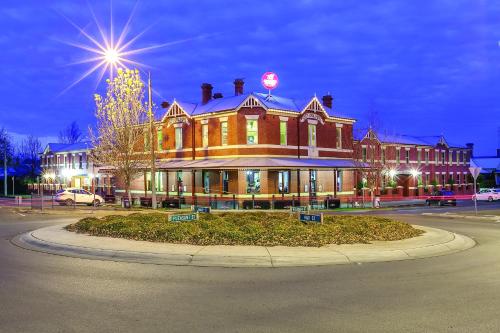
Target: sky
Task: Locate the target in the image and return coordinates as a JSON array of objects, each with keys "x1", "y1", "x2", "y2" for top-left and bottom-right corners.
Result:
[{"x1": 0, "y1": 0, "x2": 499, "y2": 155}]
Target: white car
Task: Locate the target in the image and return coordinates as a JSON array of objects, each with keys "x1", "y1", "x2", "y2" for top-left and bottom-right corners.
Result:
[
  {"x1": 472, "y1": 189, "x2": 500, "y2": 202},
  {"x1": 55, "y1": 188, "x2": 104, "y2": 206}
]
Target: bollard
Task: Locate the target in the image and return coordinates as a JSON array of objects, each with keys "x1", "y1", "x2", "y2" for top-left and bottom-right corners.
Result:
[
  {"x1": 252, "y1": 194, "x2": 255, "y2": 209},
  {"x1": 272, "y1": 194, "x2": 275, "y2": 210}
]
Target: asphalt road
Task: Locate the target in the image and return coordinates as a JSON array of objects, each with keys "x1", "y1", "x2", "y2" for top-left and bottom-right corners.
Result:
[{"x1": 0, "y1": 205, "x2": 499, "y2": 333}]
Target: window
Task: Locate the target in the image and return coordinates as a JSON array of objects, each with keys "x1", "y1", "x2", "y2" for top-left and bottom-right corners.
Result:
[
  {"x1": 278, "y1": 171, "x2": 290, "y2": 194},
  {"x1": 146, "y1": 171, "x2": 163, "y2": 192},
  {"x1": 441, "y1": 151, "x2": 445, "y2": 165},
  {"x1": 435, "y1": 151, "x2": 439, "y2": 164},
  {"x1": 425, "y1": 151, "x2": 429, "y2": 165},
  {"x1": 441, "y1": 174, "x2": 446, "y2": 185},
  {"x1": 246, "y1": 119, "x2": 258, "y2": 144},
  {"x1": 336, "y1": 127, "x2": 342, "y2": 149},
  {"x1": 176, "y1": 171, "x2": 183, "y2": 194},
  {"x1": 175, "y1": 127, "x2": 183, "y2": 150},
  {"x1": 79, "y1": 155, "x2": 83, "y2": 169},
  {"x1": 362, "y1": 147, "x2": 367, "y2": 162},
  {"x1": 157, "y1": 128, "x2": 163, "y2": 151},
  {"x1": 459, "y1": 151, "x2": 463, "y2": 163},
  {"x1": 71, "y1": 155, "x2": 75, "y2": 169},
  {"x1": 203, "y1": 171, "x2": 210, "y2": 193},
  {"x1": 308, "y1": 124, "x2": 316, "y2": 147},
  {"x1": 64, "y1": 155, "x2": 67, "y2": 168},
  {"x1": 456, "y1": 173, "x2": 460, "y2": 184},
  {"x1": 425, "y1": 174, "x2": 430, "y2": 185},
  {"x1": 246, "y1": 170, "x2": 260, "y2": 194},
  {"x1": 221, "y1": 121, "x2": 228, "y2": 146},
  {"x1": 396, "y1": 149, "x2": 400, "y2": 164},
  {"x1": 381, "y1": 149, "x2": 386, "y2": 164},
  {"x1": 202, "y1": 124, "x2": 209, "y2": 148},
  {"x1": 417, "y1": 150, "x2": 421, "y2": 164},
  {"x1": 279, "y1": 121, "x2": 287, "y2": 145},
  {"x1": 222, "y1": 171, "x2": 229, "y2": 193},
  {"x1": 405, "y1": 150, "x2": 410, "y2": 164},
  {"x1": 449, "y1": 151, "x2": 453, "y2": 164},
  {"x1": 337, "y1": 170, "x2": 343, "y2": 192}
]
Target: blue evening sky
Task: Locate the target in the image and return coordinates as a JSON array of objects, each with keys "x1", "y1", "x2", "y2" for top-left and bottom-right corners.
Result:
[{"x1": 0, "y1": 0, "x2": 499, "y2": 155}]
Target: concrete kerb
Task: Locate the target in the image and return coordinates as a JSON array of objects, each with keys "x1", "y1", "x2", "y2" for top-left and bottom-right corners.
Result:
[
  {"x1": 422, "y1": 212, "x2": 500, "y2": 223},
  {"x1": 12, "y1": 224, "x2": 476, "y2": 268}
]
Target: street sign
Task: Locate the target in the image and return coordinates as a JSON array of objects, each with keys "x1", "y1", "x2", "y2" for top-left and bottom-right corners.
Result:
[
  {"x1": 194, "y1": 206, "x2": 211, "y2": 213},
  {"x1": 261, "y1": 72, "x2": 279, "y2": 90},
  {"x1": 290, "y1": 206, "x2": 308, "y2": 213},
  {"x1": 168, "y1": 213, "x2": 198, "y2": 222},
  {"x1": 299, "y1": 213, "x2": 323, "y2": 224},
  {"x1": 469, "y1": 166, "x2": 481, "y2": 179}
]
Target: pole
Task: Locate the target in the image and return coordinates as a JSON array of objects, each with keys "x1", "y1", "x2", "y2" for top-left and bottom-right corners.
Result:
[
  {"x1": 473, "y1": 177, "x2": 478, "y2": 215},
  {"x1": 148, "y1": 71, "x2": 157, "y2": 209},
  {"x1": 12, "y1": 176, "x2": 14, "y2": 196},
  {"x1": 3, "y1": 148, "x2": 7, "y2": 197}
]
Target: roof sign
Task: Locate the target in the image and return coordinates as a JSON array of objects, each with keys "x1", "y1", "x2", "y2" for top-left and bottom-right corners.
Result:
[{"x1": 261, "y1": 72, "x2": 279, "y2": 90}]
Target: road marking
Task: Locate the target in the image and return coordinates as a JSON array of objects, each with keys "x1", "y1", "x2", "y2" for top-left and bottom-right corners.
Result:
[{"x1": 17, "y1": 213, "x2": 26, "y2": 217}]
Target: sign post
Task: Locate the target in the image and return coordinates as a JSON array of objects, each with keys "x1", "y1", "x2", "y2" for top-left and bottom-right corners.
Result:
[
  {"x1": 299, "y1": 212, "x2": 323, "y2": 224},
  {"x1": 261, "y1": 72, "x2": 279, "y2": 98},
  {"x1": 469, "y1": 166, "x2": 481, "y2": 215}
]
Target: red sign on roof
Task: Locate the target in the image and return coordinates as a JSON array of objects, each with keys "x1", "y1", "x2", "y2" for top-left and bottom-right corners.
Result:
[{"x1": 261, "y1": 72, "x2": 279, "y2": 90}]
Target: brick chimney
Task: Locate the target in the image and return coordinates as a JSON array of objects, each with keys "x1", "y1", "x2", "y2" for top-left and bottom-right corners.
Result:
[
  {"x1": 466, "y1": 143, "x2": 474, "y2": 157},
  {"x1": 322, "y1": 94, "x2": 333, "y2": 109},
  {"x1": 213, "y1": 92, "x2": 223, "y2": 99},
  {"x1": 201, "y1": 83, "x2": 213, "y2": 104},
  {"x1": 161, "y1": 101, "x2": 170, "y2": 109},
  {"x1": 234, "y1": 79, "x2": 244, "y2": 96}
]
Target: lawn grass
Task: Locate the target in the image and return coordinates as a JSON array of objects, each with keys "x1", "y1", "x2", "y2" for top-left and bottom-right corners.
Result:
[{"x1": 66, "y1": 212, "x2": 424, "y2": 247}]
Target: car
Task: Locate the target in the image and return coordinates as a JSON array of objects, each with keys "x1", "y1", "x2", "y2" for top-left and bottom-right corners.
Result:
[
  {"x1": 425, "y1": 190, "x2": 457, "y2": 206},
  {"x1": 472, "y1": 189, "x2": 500, "y2": 202},
  {"x1": 55, "y1": 188, "x2": 104, "y2": 206}
]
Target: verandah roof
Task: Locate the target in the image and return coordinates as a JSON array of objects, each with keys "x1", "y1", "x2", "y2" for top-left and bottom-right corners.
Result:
[{"x1": 157, "y1": 157, "x2": 364, "y2": 170}]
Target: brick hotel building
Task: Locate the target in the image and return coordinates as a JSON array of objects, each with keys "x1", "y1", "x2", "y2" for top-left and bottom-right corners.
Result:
[{"x1": 39, "y1": 79, "x2": 474, "y2": 206}]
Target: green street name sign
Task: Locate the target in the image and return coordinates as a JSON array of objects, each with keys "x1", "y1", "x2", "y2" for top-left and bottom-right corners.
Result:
[
  {"x1": 290, "y1": 206, "x2": 308, "y2": 212},
  {"x1": 299, "y1": 213, "x2": 323, "y2": 224},
  {"x1": 168, "y1": 213, "x2": 198, "y2": 222}
]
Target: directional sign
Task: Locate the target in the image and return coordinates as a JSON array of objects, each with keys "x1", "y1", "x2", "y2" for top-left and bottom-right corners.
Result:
[
  {"x1": 194, "y1": 206, "x2": 211, "y2": 213},
  {"x1": 290, "y1": 206, "x2": 308, "y2": 213},
  {"x1": 299, "y1": 213, "x2": 323, "y2": 224},
  {"x1": 469, "y1": 166, "x2": 481, "y2": 179},
  {"x1": 168, "y1": 213, "x2": 198, "y2": 222}
]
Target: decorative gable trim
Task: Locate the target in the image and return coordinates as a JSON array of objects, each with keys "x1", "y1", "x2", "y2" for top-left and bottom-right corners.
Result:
[
  {"x1": 237, "y1": 95, "x2": 267, "y2": 111},
  {"x1": 301, "y1": 97, "x2": 328, "y2": 116},
  {"x1": 161, "y1": 101, "x2": 191, "y2": 122},
  {"x1": 438, "y1": 136, "x2": 449, "y2": 148}
]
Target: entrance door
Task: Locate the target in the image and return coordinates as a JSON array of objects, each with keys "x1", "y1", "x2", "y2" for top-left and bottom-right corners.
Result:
[{"x1": 309, "y1": 170, "x2": 317, "y2": 197}]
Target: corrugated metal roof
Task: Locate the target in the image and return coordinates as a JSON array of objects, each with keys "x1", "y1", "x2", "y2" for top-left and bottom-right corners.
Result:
[
  {"x1": 472, "y1": 157, "x2": 500, "y2": 170},
  {"x1": 44, "y1": 141, "x2": 92, "y2": 153}
]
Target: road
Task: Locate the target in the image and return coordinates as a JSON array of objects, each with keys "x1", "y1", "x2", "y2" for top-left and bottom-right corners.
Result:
[{"x1": 0, "y1": 204, "x2": 499, "y2": 332}]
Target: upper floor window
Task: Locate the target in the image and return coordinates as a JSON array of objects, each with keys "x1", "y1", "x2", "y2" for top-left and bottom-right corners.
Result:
[
  {"x1": 396, "y1": 149, "x2": 400, "y2": 164},
  {"x1": 449, "y1": 151, "x2": 453, "y2": 164},
  {"x1": 417, "y1": 150, "x2": 421, "y2": 164},
  {"x1": 246, "y1": 119, "x2": 258, "y2": 144},
  {"x1": 405, "y1": 150, "x2": 410, "y2": 164},
  {"x1": 79, "y1": 155, "x2": 83, "y2": 169},
  {"x1": 308, "y1": 124, "x2": 316, "y2": 147},
  {"x1": 362, "y1": 147, "x2": 367, "y2": 162},
  {"x1": 435, "y1": 151, "x2": 439, "y2": 164},
  {"x1": 221, "y1": 121, "x2": 228, "y2": 146},
  {"x1": 381, "y1": 148, "x2": 386, "y2": 164},
  {"x1": 202, "y1": 124, "x2": 209, "y2": 148},
  {"x1": 441, "y1": 151, "x2": 446, "y2": 165},
  {"x1": 279, "y1": 121, "x2": 287, "y2": 146},
  {"x1": 157, "y1": 128, "x2": 163, "y2": 151},
  {"x1": 71, "y1": 155, "x2": 75, "y2": 169},
  {"x1": 425, "y1": 151, "x2": 429, "y2": 164},
  {"x1": 335, "y1": 127, "x2": 342, "y2": 149},
  {"x1": 175, "y1": 127, "x2": 183, "y2": 150}
]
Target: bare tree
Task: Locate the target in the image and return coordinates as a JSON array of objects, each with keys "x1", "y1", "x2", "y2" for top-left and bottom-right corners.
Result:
[
  {"x1": 0, "y1": 128, "x2": 13, "y2": 196},
  {"x1": 89, "y1": 68, "x2": 150, "y2": 204},
  {"x1": 19, "y1": 135, "x2": 42, "y2": 179},
  {"x1": 59, "y1": 121, "x2": 83, "y2": 144},
  {"x1": 354, "y1": 128, "x2": 383, "y2": 206}
]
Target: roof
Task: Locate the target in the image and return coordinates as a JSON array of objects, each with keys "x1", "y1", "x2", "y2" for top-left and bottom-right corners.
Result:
[
  {"x1": 354, "y1": 128, "x2": 468, "y2": 148},
  {"x1": 157, "y1": 157, "x2": 364, "y2": 170},
  {"x1": 43, "y1": 141, "x2": 92, "y2": 154},
  {"x1": 471, "y1": 157, "x2": 500, "y2": 171},
  {"x1": 166, "y1": 92, "x2": 355, "y2": 120}
]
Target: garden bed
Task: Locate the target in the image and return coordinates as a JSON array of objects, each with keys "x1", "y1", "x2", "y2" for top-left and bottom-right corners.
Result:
[{"x1": 66, "y1": 212, "x2": 424, "y2": 247}]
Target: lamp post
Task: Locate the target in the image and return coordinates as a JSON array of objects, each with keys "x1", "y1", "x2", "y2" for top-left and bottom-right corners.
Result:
[{"x1": 148, "y1": 72, "x2": 157, "y2": 210}]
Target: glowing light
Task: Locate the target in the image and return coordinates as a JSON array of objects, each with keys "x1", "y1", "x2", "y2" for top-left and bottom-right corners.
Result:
[
  {"x1": 388, "y1": 169, "x2": 397, "y2": 178},
  {"x1": 62, "y1": 169, "x2": 74, "y2": 179},
  {"x1": 410, "y1": 169, "x2": 421, "y2": 178},
  {"x1": 57, "y1": 3, "x2": 213, "y2": 95}
]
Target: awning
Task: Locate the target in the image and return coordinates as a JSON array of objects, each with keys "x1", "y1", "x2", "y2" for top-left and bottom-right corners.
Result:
[{"x1": 157, "y1": 157, "x2": 365, "y2": 170}]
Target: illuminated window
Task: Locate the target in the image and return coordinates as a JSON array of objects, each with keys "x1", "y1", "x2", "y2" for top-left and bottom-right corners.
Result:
[
  {"x1": 337, "y1": 170, "x2": 343, "y2": 191},
  {"x1": 202, "y1": 124, "x2": 208, "y2": 148},
  {"x1": 405, "y1": 150, "x2": 410, "y2": 163},
  {"x1": 336, "y1": 127, "x2": 342, "y2": 149},
  {"x1": 279, "y1": 121, "x2": 287, "y2": 145},
  {"x1": 246, "y1": 170, "x2": 260, "y2": 193},
  {"x1": 308, "y1": 124, "x2": 316, "y2": 147},
  {"x1": 221, "y1": 121, "x2": 228, "y2": 146},
  {"x1": 175, "y1": 127, "x2": 183, "y2": 150},
  {"x1": 278, "y1": 171, "x2": 289, "y2": 194},
  {"x1": 246, "y1": 119, "x2": 258, "y2": 144},
  {"x1": 157, "y1": 128, "x2": 163, "y2": 151}
]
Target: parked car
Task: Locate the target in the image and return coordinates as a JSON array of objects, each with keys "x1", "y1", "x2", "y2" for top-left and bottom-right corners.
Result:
[
  {"x1": 55, "y1": 188, "x2": 104, "y2": 206},
  {"x1": 472, "y1": 189, "x2": 500, "y2": 202},
  {"x1": 425, "y1": 190, "x2": 457, "y2": 206}
]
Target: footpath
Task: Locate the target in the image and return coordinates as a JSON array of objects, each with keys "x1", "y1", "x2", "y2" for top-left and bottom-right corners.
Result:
[{"x1": 13, "y1": 222, "x2": 475, "y2": 268}]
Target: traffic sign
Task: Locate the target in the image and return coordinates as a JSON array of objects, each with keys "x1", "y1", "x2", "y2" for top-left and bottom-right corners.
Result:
[
  {"x1": 469, "y1": 166, "x2": 481, "y2": 179},
  {"x1": 194, "y1": 206, "x2": 211, "y2": 213},
  {"x1": 168, "y1": 213, "x2": 198, "y2": 222},
  {"x1": 299, "y1": 213, "x2": 323, "y2": 224}
]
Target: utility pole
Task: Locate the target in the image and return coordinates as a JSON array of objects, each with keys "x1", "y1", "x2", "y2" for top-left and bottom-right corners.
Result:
[
  {"x1": 3, "y1": 148, "x2": 7, "y2": 197},
  {"x1": 148, "y1": 72, "x2": 157, "y2": 209}
]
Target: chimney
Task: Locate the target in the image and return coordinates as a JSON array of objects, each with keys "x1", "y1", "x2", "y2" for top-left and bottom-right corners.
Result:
[
  {"x1": 234, "y1": 78, "x2": 244, "y2": 96},
  {"x1": 466, "y1": 143, "x2": 474, "y2": 157},
  {"x1": 201, "y1": 83, "x2": 213, "y2": 104},
  {"x1": 322, "y1": 94, "x2": 333, "y2": 109},
  {"x1": 161, "y1": 101, "x2": 170, "y2": 109},
  {"x1": 213, "y1": 92, "x2": 223, "y2": 99},
  {"x1": 497, "y1": 148, "x2": 500, "y2": 157}
]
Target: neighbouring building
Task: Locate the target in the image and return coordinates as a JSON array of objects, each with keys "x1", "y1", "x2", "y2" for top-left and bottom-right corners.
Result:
[{"x1": 353, "y1": 128, "x2": 473, "y2": 197}]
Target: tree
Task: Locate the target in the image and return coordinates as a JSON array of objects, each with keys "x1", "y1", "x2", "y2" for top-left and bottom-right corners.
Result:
[
  {"x1": 354, "y1": 128, "x2": 383, "y2": 207},
  {"x1": 90, "y1": 68, "x2": 150, "y2": 204},
  {"x1": 59, "y1": 121, "x2": 83, "y2": 144},
  {"x1": 0, "y1": 128, "x2": 14, "y2": 196},
  {"x1": 18, "y1": 135, "x2": 42, "y2": 179}
]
